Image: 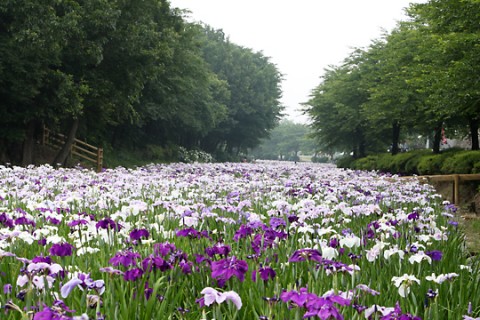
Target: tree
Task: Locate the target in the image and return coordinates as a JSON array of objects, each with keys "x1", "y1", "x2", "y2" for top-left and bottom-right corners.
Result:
[
  {"x1": 0, "y1": 0, "x2": 90, "y2": 164},
  {"x1": 407, "y1": 0, "x2": 480, "y2": 150},
  {"x1": 198, "y1": 27, "x2": 284, "y2": 156},
  {"x1": 305, "y1": 52, "x2": 389, "y2": 158},
  {"x1": 251, "y1": 120, "x2": 314, "y2": 160},
  {"x1": 359, "y1": 26, "x2": 438, "y2": 155}
]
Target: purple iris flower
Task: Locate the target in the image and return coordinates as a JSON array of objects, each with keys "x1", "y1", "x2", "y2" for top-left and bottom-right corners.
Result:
[
  {"x1": 382, "y1": 301, "x2": 421, "y2": 320},
  {"x1": 407, "y1": 211, "x2": 420, "y2": 220},
  {"x1": 33, "y1": 307, "x2": 68, "y2": 320},
  {"x1": 32, "y1": 255, "x2": 52, "y2": 264},
  {"x1": 426, "y1": 250, "x2": 443, "y2": 261},
  {"x1": 176, "y1": 227, "x2": 205, "y2": 239},
  {"x1": 269, "y1": 217, "x2": 286, "y2": 230},
  {"x1": 99, "y1": 267, "x2": 124, "y2": 275},
  {"x1": 252, "y1": 266, "x2": 276, "y2": 282},
  {"x1": 233, "y1": 224, "x2": 254, "y2": 241},
  {"x1": 142, "y1": 255, "x2": 172, "y2": 272},
  {"x1": 211, "y1": 256, "x2": 248, "y2": 287},
  {"x1": 130, "y1": 228, "x2": 150, "y2": 241},
  {"x1": 348, "y1": 252, "x2": 362, "y2": 261},
  {"x1": 123, "y1": 268, "x2": 144, "y2": 281},
  {"x1": 448, "y1": 220, "x2": 459, "y2": 227},
  {"x1": 426, "y1": 289, "x2": 438, "y2": 299},
  {"x1": 304, "y1": 297, "x2": 344, "y2": 320},
  {"x1": 321, "y1": 259, "x2": 353, "y2": 274},
  {"x1": 60, "y1": 273, "x2": 105, "y2": 298},
  {"x1": 366, "y1": 229, "x2": 376, "y2": 239},
  {"x1": 14, "y1": 216, "x2": 36, "y2": 228},
  {"x1": 96, "y1": 217, "x2": 122, "y2": 231},
  {"x1": 194, "y1": 254, "x2": 211, "y2": 265},
  {"x1": 49, "y1": 243, "x2": 74, "y2": 257},
  {"x1": 109, "y1": 250, "x2": 141, "y2": 268},
  {"x1": 4, "y1": 284, "x2": 12, "y2": 294},
  {"x1": 288, "y1": 249, "x2": 323, "y2": 263},
  {"x1": 154, "y1": 242, "x2": 176, "y2": 256},
  {"x1": 46, "y1": 217, "x2": 61, "y2": 225},
  {"x1": 353, "y1": 303, "x2": 368, "y2": 314},
  {"x1": 180, "y1": 261, "x2": 192, "y2": 274},
  {"x1": 280, "y1": 287, "x2": 316, "y2": 307},
  {"x1": 67, "y1": 219, "x2": 88, "y2": 227},
  {"x1": 288, "y1": 215, "x2": 299, "y2": 223},
  {"x1": 205, "y1": 244, "x2": 231, "y2": 258},
  {"x1": 329, "y1": 238, "x2": 339, "y2": 248},
  {"x1": 0, "y1": 213, "x2": 14, "y2": 228}
]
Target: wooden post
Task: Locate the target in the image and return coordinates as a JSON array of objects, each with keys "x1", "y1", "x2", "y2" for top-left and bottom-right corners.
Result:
[
  {"x1": 453, "y1": 174, "x2": 460, "y2": 206},
  {"x1": 97, "y1": 148, "x2": 103, "y2": 173},
  {"x1": 42, "y1": 127, "x2": 49, "y2": 145}
]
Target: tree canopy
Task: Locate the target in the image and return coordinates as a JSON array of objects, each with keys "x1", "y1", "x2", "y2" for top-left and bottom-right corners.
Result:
[
  {"x1": 304, "y1": 0, "x2": 480, "y2": 157},
  {"x1": 251, "y1": 120, "x2": 316, "y2": 161},
  {"x1": 0, "y1": 0, "x2": 283, "y2": 165}
]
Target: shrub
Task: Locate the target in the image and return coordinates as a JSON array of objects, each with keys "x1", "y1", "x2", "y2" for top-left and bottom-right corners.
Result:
[
  {"x1": 390, "y1": 152, "x2": 418, "y2": 175},
  {"x1": 403, "y1": 150, "x2": 432, "y2": 175},
  {"x1": 311, "y1": 155, "x2": 330, "y2": 163},
  {"x1": 336, "y1": 156, "x2": 355, "y2": 168},
  {"x1": 375, "y1": 153, "x2": 394, "y2": 173},
  {"x1": 417, "y1": 154, "x2": 446, "y2": 175},
  {"x1": 441, "y1": 150, "x2": 480, "y2": 174},
  {"x1": 178, "y1": 147, "x2": 214, "y2": 163},
  {"x1": 352, "y1": 155, "x2": 378, "y2": 171}
]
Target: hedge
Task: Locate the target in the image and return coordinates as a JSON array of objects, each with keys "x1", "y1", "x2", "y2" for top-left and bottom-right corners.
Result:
[{"x1": 338, "y1": 149, "x2": 480, "y2": 175}]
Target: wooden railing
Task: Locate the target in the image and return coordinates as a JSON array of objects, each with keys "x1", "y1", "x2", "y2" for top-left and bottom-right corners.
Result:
[
  {"x1": 404, "y1": 174, "x2": 480, "y2": 206},
  {"x1": 43, "y1": 127, "x2": 103, "y2": 172}
]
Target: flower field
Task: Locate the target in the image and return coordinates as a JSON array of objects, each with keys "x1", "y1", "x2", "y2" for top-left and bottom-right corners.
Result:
[{"x1": 0, "y1": 162, "x2": 479, "y2": 319}]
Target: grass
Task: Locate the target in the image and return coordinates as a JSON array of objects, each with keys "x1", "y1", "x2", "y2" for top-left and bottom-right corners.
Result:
[{"x1": 460, "y1": 214, "x2": 480, "y2": 254}]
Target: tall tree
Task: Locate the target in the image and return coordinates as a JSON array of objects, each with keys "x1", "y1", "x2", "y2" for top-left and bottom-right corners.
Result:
[
  {"x1": 305, "y1": 53, "x2": 389, "y2": 158},
  {"x1": 251, "y1": 120, "x2": 314, "y2": 160},
  {"x1": 408, "y1": 0, "x2": 480, "y2": 150},
  {"x1": 0, "y1": 0, "x2": 89, "y2": 164},
  {"x1": 356, "y1": 22, "x2": 448, "y2": 155},
  {"x1": 198, "y1": 27, "x2": 284, "y2": 156}
]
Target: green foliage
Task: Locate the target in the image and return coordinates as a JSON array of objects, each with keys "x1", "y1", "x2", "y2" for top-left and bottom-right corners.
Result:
[
  {"x1": 346, "y1": 149, "x2": 480, "y2": 175},
  {"x1": 177, "y1": 147, "x2": 214, "y2": 163},
  {"x1": 0, "y1": 1, "x2": 283, "y2": 166},
  {"x1": 440, "y1": 151, "x2": 480, "y2": 174},
  {"x1": 251, "y1": 120, "x2": 315, "y2": 161},
  {"x1": 199, "y1": 26, "x2": 283, "y2": 154},
  {"x1": 417, "y1": 154, "x2": 446, "y2": 175},
  {"x1": 375, "y1": 153, "x2": 395, "y2": 173},
  {"x1": 311, "y1": 155, "x2": 330, "y2": 163},
  {"x1": 305, "y1": 62, "x2": 378, "y2": 158},
  {"x1": 335, "y1": 156, "x2": 356, "y2": 169},
  {"x1": 305, "y1": 0, "x2": 480, "y2": 156}
]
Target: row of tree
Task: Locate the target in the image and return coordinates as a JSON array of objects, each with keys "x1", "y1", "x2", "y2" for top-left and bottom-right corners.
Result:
[
  {"x1": 305, "y1": 0, "x2": 480, "y2": 158},
  {"x1": 251, "y1": 120, "x2": 316, "y2": 161},
  {"x1": 0, "y1": 0, "x2": 283, "y2": 165}
]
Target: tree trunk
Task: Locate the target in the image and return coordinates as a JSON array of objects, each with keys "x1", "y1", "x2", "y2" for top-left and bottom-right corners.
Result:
[
  {"x1": 470, "y1": 118, "x2": 479, "y2": 150},
  {"x1": 391, "y1": 121, "x2": 401, "y2": 155},
  {"x1": 357, "y1": 127, "x2": 366, "y2": 158},
  {"x1": 432, "y1": 124, "x2": 442, "y2": 154},
  {"x1": 21, "y1": 120, "x2": 36, "y2": 166},
  {"x1": 52, "y1": 118, "x2": 79, "y2": 167}
]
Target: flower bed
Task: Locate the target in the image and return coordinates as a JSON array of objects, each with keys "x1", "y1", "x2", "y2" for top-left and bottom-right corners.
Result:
[{"x1": 0, "y1": 162, "x2": 479, "y2": 319}]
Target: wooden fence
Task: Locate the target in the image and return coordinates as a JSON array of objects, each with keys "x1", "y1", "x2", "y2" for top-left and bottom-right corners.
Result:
[
  {"x1": 42, "y1": 127, "x2": 103, "y2": 172},
  {"x1": 405, "y1": 174, "x2": 480, "y2": 206}
]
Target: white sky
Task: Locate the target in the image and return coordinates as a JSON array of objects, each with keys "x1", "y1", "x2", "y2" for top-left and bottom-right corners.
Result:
[{"x1": 169, "y1": 0, "x2": 426, "y2": 123}]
